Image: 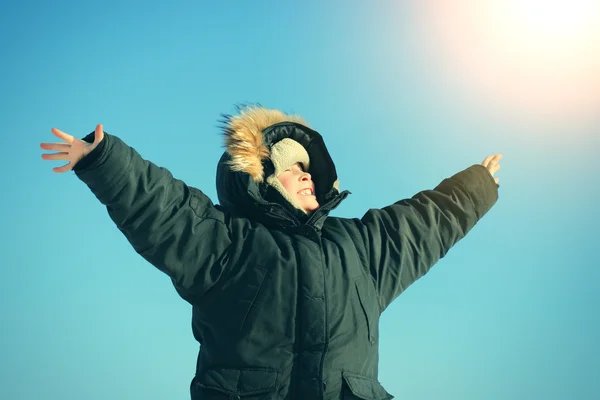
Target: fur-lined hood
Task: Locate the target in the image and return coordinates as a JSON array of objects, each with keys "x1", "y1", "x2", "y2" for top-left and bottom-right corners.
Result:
[
  {"x1": 215, "y1": 105, "x2": 346, "y2": 227},
  {"x1": 221, "y1": 106, "x2": 309, "y2": 183}
]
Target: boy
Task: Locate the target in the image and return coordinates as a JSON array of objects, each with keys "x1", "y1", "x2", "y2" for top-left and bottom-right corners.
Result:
[{"x1": 41, "y1": 105, "x2": 501, "y2": 399}]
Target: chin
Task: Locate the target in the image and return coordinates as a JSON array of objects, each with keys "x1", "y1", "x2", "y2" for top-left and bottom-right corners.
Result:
[{"x1": 302, "y1": 202, "x2": 320, "y2": 213}]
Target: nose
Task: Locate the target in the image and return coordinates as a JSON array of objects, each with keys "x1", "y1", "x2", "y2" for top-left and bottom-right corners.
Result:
[{"x1": 300, "y1": 171, "x2": 311, "y2": 181}]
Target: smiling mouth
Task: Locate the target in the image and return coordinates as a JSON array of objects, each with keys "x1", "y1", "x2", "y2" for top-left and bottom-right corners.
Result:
[{"x1": 298, "y1": 188, "x2": 314, "y2": 196}]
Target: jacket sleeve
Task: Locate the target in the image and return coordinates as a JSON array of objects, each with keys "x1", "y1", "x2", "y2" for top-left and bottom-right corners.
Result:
[
  {"x1": 73, "y1": 132, "x2": 232, "y2": 303},
  {"x1": 360, "y1": 165, "x2": 498, "y2": 311}
]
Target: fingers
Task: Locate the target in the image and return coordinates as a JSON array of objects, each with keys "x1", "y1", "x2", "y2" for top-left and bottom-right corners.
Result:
[
  {"x1": 53, "y1": 162, "x2": 73, "y2": 173},
  {"x1": 481, "y1": 154, "x2": 502, "y2": 185},
  {"x1": 51, "y1": 128, "x2": 74, "y2": 144},
  {"x1": 488, "y1": 154, "x2": 502, "y2": 175},
  {"x1": 481, "y1": 155, "x2": 494, "y2": 167},
  {"x1": 43, "y1": 129, "x2": 74, "y2": 172},
  {"x1": 482, "y1": 154, "x2": 502, "y2": 167},
  {"x1": 41, "y1": 152, "x2": 70, "y2": 161},
  {"x1": 94, "y1": 124, "x2": 104, "y2": 144},
  {"x1": 40, "y1": 142, "x2": 71, "y2": 151},
  {"x1": 489, "y1": 162, "x2": 501, "y2": 175}
]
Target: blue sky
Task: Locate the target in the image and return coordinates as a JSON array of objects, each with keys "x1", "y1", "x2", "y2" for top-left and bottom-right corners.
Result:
[{"x1": 2, "y1": 1, "x2": 599, "y2": 399}]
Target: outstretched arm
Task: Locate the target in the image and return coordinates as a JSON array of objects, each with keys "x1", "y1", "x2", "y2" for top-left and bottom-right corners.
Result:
[
  {"x1": 361, "y1": 155, "x2": 501, "y2": 311},
  {"x1": 40, "y1": 125, "x2": 232, "y2": 303}
]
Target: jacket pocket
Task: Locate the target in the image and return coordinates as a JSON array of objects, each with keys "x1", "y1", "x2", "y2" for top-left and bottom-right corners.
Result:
[
  {"x1": 355, "y1": 277, "x2": 379, "y2": 345},
  {"x1": 342, "y1": 371, "x2": 394, "y2": 400},
  {"x1": 237, "y1": 265, "x2": 269, "y2": 333},
  {"x1": 193, "y1": 368, "x2": 278, "y2": 399}
]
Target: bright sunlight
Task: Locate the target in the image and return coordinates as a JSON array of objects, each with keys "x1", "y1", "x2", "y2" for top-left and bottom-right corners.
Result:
[
  {"x1": 512, "y1": 0, "x2": 598, "y2": 38},
  {"x1": 418, "y1": 0, "x2": 600, "y2": 123}
]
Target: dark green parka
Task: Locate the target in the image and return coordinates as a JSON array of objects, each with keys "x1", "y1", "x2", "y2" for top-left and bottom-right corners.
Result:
[{"x1": 74, "y1": 107, "x2": 498, "y2": 399}]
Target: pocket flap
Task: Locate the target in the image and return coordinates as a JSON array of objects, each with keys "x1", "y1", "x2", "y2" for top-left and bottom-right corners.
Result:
[
  {"x1": 197, "y1": 368, "x2": 278, "y2": 396},
  {"x1": 343, "y1": 371, "x2": 394, "y2": 400}
]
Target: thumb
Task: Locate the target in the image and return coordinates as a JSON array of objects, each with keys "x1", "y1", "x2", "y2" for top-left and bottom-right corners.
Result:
[{"x1": 94, "y1": 124, "x2": 105, "y2": 144}]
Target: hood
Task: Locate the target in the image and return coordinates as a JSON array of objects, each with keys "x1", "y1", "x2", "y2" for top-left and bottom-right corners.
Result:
[{"x1": 216, "y1": 105, "x2": 347, "y2": 228}]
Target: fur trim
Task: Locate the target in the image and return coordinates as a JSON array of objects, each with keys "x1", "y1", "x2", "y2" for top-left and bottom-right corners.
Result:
[
  {"x1": 221, "y1": 105, "x2": 308, "y2": 182},
  {"x1": 333, "y1": 180, "x2": 340, "y2": 192}
]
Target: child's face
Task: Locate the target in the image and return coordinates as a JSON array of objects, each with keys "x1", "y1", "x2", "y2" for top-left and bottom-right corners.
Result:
[{"x1": 276, "y1": 162, "x2": 320, "y2": 213}]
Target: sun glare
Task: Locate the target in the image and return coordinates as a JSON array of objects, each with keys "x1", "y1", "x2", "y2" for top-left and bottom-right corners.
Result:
[
  {"x1": 418, "y1": 0, "x2": 600, "y2": 124},
  {"x1": 512, "y1": 0, "x2": 597, "y2": 37}
]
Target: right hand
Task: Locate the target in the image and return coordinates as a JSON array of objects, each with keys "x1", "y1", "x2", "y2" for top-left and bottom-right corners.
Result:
[
  {"x1": 481, "y1": 154, "x2": 502, "y2": 184},
  {"x1": 40, "y1": 124, "x2": 105, "y2": 173}
]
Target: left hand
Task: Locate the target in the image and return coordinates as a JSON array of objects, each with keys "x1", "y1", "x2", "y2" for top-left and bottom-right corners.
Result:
[{"x1": 481, "y1": 154, "x2": 502, "y2": 184}]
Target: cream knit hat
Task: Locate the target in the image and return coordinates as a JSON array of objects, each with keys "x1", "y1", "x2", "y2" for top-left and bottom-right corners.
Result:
[{"x1": 265, "y1": 138, "x2": 311, "y2": 213}]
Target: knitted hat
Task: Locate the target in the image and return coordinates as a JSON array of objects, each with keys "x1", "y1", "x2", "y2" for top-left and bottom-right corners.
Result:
[{"x1": 265, "y1": 138, "x2": 311, "y2": 213}]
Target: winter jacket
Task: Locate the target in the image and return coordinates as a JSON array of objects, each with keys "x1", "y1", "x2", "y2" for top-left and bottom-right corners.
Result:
[{"x1": 74, "y1": 107, "x2": 498, "y2": 399}]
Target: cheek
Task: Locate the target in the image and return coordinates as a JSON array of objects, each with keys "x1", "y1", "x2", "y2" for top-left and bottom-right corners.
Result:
[{"x1": 277, "y1": 175, "x2": 295, "y2": 193}]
